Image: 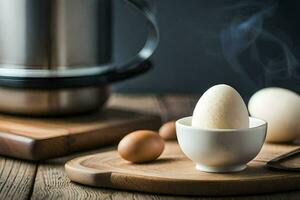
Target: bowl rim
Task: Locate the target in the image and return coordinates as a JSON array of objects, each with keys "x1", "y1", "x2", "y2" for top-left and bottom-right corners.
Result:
[{"x1": 176, "y1": 116, "x2": 267, "y2": 132}]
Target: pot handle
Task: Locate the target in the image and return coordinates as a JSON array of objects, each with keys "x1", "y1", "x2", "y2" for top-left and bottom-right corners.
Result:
[
  {"x1": 104, "y1": 0, "x2": 159, "y2": 83},
  {"x1": 0, "y1": 0, "x2": 158, "y2": 89}
]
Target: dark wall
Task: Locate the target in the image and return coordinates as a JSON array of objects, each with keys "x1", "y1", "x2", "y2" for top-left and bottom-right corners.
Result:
[{"x1": 113, "y1": 0, "x2": 300, "y2": 99}]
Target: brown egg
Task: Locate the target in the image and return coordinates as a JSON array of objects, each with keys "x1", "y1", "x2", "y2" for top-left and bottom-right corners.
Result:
[
  {"x1": 118, "y1": 130, "x2": 164, "y2": 163},
  {"x1": 159, "y1": 121, "x2": 177, "y2": 140}
]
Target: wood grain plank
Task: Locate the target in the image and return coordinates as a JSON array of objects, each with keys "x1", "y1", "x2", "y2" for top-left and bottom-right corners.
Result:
[
  {"x1": 0, "y1": 157, "x2": 36, "y2": 200},
  {"x1": 30, "y1": 156, "x2": 114, "y2": 199}
]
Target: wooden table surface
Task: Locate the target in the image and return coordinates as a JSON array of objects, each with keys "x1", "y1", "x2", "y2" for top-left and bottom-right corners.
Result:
[{"x1": 1, "y1": 94, "x2": 300, "y2": 200}]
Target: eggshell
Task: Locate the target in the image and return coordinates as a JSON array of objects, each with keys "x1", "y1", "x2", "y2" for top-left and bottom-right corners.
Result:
[
  {"x1": 248, "y1": 87, "x2": 300, "y2": 143},
  {"x1": 159, "y1": 121, "x2": 176, "y2": 140},
  {"x1": 118, "y1": 130, "x2": 165, "y2": 163},
  {"x1": 192, "y1": 84, "x2": 249, "y2": 129}
]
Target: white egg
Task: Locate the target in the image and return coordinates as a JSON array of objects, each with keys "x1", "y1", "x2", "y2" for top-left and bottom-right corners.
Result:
[
  {"x1": 248, "y1": 87, "x2": 300, "y2": 143},
  {"x1": 192, "y1": 84, "x2": 249, "y2": 129}
]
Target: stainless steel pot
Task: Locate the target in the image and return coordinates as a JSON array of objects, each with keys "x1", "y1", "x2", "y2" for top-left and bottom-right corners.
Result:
[{"x1": 0, "y1": 0, "x2": 158, "y2": 115}]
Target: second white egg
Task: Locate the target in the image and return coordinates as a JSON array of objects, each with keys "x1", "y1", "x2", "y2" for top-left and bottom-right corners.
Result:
[{"x1": 248, "y1": 87, "x2": 300, "y2": 143}]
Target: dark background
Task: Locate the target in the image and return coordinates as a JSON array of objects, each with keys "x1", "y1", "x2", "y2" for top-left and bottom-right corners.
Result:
[{"x1": 112, "y1": 0, "x2": 300, "y2": 100}]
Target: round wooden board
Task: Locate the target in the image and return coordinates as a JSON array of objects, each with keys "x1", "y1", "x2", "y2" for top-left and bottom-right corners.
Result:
[{"x1": 65, "y1": 141, "x2": 300, "y2": 196}]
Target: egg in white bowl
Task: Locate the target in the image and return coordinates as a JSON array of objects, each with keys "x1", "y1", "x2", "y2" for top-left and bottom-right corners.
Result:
[
  {"x1": 192, "y1": 84, "x2": 249, "y2": 129},
  {"x1": 176, "y1": 84, "x2": 267, "y2": 173}
]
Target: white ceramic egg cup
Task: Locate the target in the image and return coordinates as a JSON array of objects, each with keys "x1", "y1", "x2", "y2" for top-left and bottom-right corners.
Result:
[{"x1": 176, "y1": 117, "x2": 267, "y2": 173}]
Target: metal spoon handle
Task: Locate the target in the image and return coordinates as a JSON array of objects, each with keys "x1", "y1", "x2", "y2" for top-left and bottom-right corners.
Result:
[{"x1": 267, "y1": 148, "x2": 300, "y2": 171}]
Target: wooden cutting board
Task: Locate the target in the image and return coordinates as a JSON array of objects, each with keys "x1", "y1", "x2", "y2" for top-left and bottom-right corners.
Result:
[
  {"x1": 0, "y1": 108, "x2": 161, "y2": 160},
  {"x1": 65, "y1": 141, "x2": 300, "y2": 196}
]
